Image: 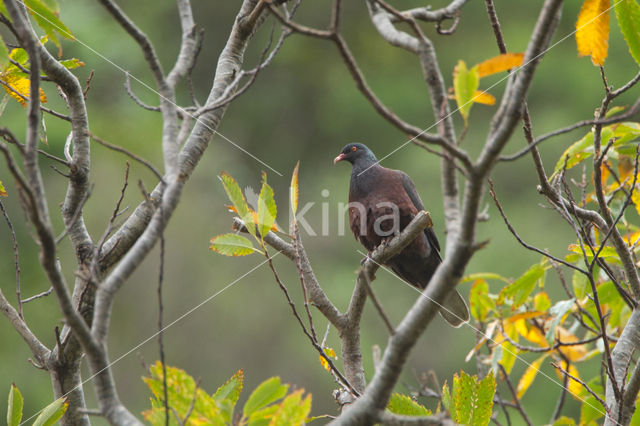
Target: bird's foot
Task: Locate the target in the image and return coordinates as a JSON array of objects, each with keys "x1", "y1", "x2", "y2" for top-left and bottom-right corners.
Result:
[{"x1": 360, "y1": 252, "x2": 373, "y2": 265}]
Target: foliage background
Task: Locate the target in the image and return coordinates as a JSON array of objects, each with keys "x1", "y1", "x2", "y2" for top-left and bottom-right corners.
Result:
[{"x1": 0, "y1": 0, "x2": 638, "y2": 423}]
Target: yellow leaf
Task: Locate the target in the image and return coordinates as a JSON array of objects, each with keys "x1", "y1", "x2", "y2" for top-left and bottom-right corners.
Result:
[
  {"x1": 290, "y1": 161, "x2": 299, "y2": 216},
  {"x1": 0, "y1": 180, "x2": 7, "y2": 197},
  {"x1": 472, "y1": 90, "x2": 496, "y2": 105},
  {"x1": 2, "y1": 73, "x2": 47, "y2": 106},
  {"x1": 517, "y1": 353, "x2": 548, "y2": 399},
  {"x1": 555, "y1": 326, "x2": 588, "y2": 362},
  {"x1": 576, "y1": 0, "x2": 610, "y2": 66},
  {"x1": 474, "y1": 53, "x2": 525, "y2": 78},
  {"x1": 507, "y1": 311, "x2": 544, "y2": 322},
  {"x1": 633, "y1": 191, "x2": 640, "y2": 216},
  {"x1": 514, "y1": 319, "x2": 548, "y2": 347},
  {"x1": 556, "y1": 360, "x2": 583, "y2": 399},
  {"x1": 319, "y1": 355, "x2": 330, "y2": 371}
]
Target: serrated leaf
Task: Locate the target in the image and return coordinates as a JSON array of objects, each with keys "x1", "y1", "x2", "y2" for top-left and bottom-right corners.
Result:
[
  {"x1": 32, "y1": 397, "x2": 68, "y2": 426},
  {"x1": 474, "y1": 53, "x2": 524, "y2": 77},
  {"x1": 453, "y1": 60, "x2": 479, "y2": 123},
  {"x1": 24, "y1": 0, "x2": 74, "y2": 50},
  {"x1": 452, "y1": 371, "x2": 475, "y2": 424},
  {"x1": 243, "y1": 377, "x2": 288, "y2": 418},
  {"x1": 497, "y1": 263, "x2": 545, "y2": 309},
  {"x1": 290, "y1": 161, "x2": 299, "y2": 217},
  {"x1": 516, "y1": 354, "x2": 548, "y2": 399},
  {"x1": 474, "y1": 373, "x2": 496, "y2": 426},
  {"x1": 470, "y1": 279, "x2": 494, "y2": 321},
  {"x1": 210, "y1": 233, "x2": 259, "y2": 256},
  {"x1": 387, "y1": 393, "x2": 431, "y2": 416},
  {"x1": 220, "y1": 172, "x2": 255, "y2": 237},
  {"x1": 267, "y1": 390, "x2": 311, "y2": 426},
  {"x1": 576, "y1": 0, "x2": 610, "y2": 66},
  {"x1": 213, "y1": 369, "x2": 244, "y2": 422},
  {"x1": 7, "y1": 384, "x2": 23, "y2": 426},
  {"x1": 615, "y1": 0, "x2": 640, "y2": 66},
  {"x1": 257, "y1": 172, "x2": 277, "y2": 238},
  {"x1": 441, "y1": 382, "x2": 451, "y2": 412}
]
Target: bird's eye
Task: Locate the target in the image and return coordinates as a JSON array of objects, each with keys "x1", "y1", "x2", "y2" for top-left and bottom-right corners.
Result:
[{"x1": 351, "y1": 146, "x2": 357, "y2": 152}]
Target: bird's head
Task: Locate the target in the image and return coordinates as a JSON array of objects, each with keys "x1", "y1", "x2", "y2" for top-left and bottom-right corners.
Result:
[{"x1": 333, "y1": 143, "x2": 378, "y2": 166}]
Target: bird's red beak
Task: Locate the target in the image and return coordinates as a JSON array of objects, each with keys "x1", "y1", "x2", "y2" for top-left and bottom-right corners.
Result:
[{"x1": 333, "y1": 153, "x2": 346, "y2": 164}]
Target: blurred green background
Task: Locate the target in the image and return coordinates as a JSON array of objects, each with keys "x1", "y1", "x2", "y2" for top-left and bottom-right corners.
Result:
[{"x1": 1, "y1": 0, "x2": 638, "y2": 424}]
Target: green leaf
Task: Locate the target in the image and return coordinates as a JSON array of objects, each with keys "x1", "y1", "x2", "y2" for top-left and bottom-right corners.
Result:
[
  {"x1": 580, "y1": 395, "x2": 605, "y2": 425},
  {"x1": 461, "y1": 272, "x2": 510, "y2": 284},
  {"x1": 214, "y1": 369, "x2": 244, "y2": 405},
  {"x1": 605, "y1": 105, "x2": 627, "y2": 118},
  {"x1": 553, "y1": 127, "x2": 614, "y2": 175},
  {"x1": 210, "y1": 233, "x2": 260, "y2": 256},
  {"x1": 257, "y1": 172, "x2": 277, "y2": 238},
  {"x1": 59, "y1": 58, "x2": 84, "y2": 70},
  {"x1": 498, "y1": 263, "x2": 546, "y2": 309},
  {"x1": 7, "y1": 384, "x2": 23, "y2": 426},
  {"x1": 534, "y1": 292, "x2": 551, "y2": 312},
  {"x1": 0, "y1": 34, "x2": 9, "y2": 68},
  {"x1": 545, "y1": 299, "x2": 575, "y2": 343},
  {"x1": 572, "y1": 269, "x2": 588, "y2": 299},
  {"x1": 32, "y1": 397, "x2": 68, "y2": 426},
  {"x1": 213, "y1": 369, "x2": 244, "y2": 423},
  {"x1": 0, "y1": 1, "x2": 8, "y2": 16},
  {"x1": 453, "y1": 60, "x2": 479, "y2": 123},
  {"x1": 499, "y1": 340, "x2": 517, "y2": 374},
  {"x1": 268, "y1": 390, "x2": 311, "y2": 426},
  {"x1": 452, "y1": 371, "x2": 475, "y2": 424},
  {"x1": 615, "y1": 0, "x2": 640, "y2": 66},
  {"x1": 243, "y1": 377, "x2": 288, "y2": 418},
  {"x1": 247, "y1": 405, "x2": 279, "y2": 426},
  {"x1": 441, "y1": 382, "x2": 451, "y2": 412},
  {"x1": 24, "y1": 0, "x2": 75, "y2": 49},
  {"x1": 386, "y1": 393, "x2": 431, "y2": 416},
  {"x1": 469, "y1": 279, "x2": 495, "y2": 321},
  {"x1": 473, "y1": 373, "x2": 496, "y2": 426},
  {"x1": 220, "y1": 172, "x2": 255, "y2": 237},
  {"x1": 143, "y1": 361, "x2": 223, "y2": 425},
  {"x1": 553, "y1": 416, "x2": 577, "y2": 426}
]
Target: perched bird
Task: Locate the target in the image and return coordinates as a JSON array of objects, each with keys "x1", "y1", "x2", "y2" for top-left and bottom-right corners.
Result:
[{"x1": 334, "y1": 143, "x2": 469, "y2": 327}]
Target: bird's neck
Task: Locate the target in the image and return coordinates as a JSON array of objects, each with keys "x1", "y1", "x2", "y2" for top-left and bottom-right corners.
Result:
[{"x1": 349, "y1": 162, "x2": 380, "y2": 196}]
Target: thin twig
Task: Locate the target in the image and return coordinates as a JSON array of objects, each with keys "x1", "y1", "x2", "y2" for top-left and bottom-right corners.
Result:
[
  {"x1": 0, "y1": 200, "x2": 22, "y2": 318},
  {"x1": 551, "y1": 362, "x2": 609, "y2": 413},
  {"x1": 499, "y1": 364, "x2": 533, "y2": 426},
  {"x1": 90, "y1": 133, "x2": 164, "y2": 182},
  {"x1": 22, "y1": 287, "x2": 53, "y2": 303}
]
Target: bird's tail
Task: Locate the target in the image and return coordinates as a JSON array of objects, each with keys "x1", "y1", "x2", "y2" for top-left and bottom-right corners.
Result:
[{"x1": 439, "y1": 290, "x2": 470, "y2": 328}]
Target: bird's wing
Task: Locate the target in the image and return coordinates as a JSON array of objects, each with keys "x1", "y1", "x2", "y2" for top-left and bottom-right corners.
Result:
[{"x1": 400, "y1": 171, "x2": 442, "y2": 255}]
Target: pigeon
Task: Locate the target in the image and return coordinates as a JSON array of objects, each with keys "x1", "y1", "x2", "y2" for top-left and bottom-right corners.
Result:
[{"x1": 334, "y1": 143, "x2": 469, "y2": 327}]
